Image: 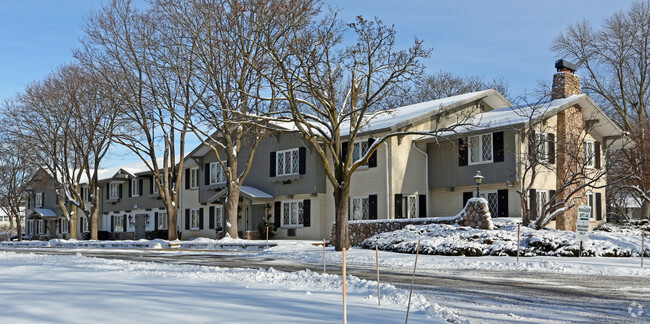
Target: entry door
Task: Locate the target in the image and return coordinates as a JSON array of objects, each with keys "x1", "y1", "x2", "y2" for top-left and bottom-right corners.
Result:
[{"x1": 135, "y1": 214, "x2": 146, "y2": 239}]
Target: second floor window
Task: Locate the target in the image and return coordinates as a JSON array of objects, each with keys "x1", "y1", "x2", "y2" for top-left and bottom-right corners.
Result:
[
  {"x1": 534, "y1": 132, "x2": 549, "y2": 161},
  {"x1": 35, "y1": 192, "x2": 43, "y2": 208},
  {"x1": 584, "y1": 141, "x2": 595, "y2": 168},
  {"x1": 352, "y1": 141, "x2": 369, "y2": 165},
  {"x1": 277, "y1": 148, "x2": 299, "y2": 176},
  {"x1": 469, "y1": 134, "x2": 493, "y2": 164},
  {"x1": 81, "y1": 186, "x2": 89, "y2": 202},
  {"x1": 131, "y1": 179, "x2": 140, "y2": 197},
  {"x1": 210, "y1": 162, "x2": 226, "y2": 185},
  {"x1": 110, "y1": 183, "x2": 120, "y2": 199},
  {"x1": 190, "y1": 168, "x2": 199, "y2": 189}
]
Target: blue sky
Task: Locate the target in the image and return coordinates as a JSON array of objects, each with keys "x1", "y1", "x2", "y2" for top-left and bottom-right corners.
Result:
[{"x1": 0, "y1": 0, "x2": 638, "y2": 165}]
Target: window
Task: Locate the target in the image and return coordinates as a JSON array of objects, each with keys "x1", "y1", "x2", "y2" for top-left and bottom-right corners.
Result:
[
  {"x1": 281, "y1": 200, "x2": 304, "y2": 227},
  {"x1": 210, "y1": 162, "x2": 226, "y2": 185},
  {"x1": 158, "y1": 212, "x2": 168, "y2": 230},
  {"x1": 190, "y1": 168, "x2": 199, "y2": 189},
  {"x1": 534, "y1": 132, "x2": 549, "y2": 161},
  {"x1": 114, "y1": 215, "x2": 124, "y2": 232},
  {"x1": 469, "y1": 134, "x2": 493, "y2": 164},
  {"x1": 350, "y1": 196, "x2": 369, "y2": 221},
  {"x1": 36, "y1": 219, "x2": 43, "y2": 234},
  {"x1": 80, "y1": 217, "x2": 88, "y2": 232},
  {"x1": 586, "y1": 193, "x2": 595, "y2": 220},
  {"x1": 535, "y1": 190, "x2": 549, "y2": 219},
  {"x1": 153, "y1": 178, "x2": 160, "y2": 195},
  {"x1": 81, "y1": 186, "x2": 89, "y2": 202},
  {"x1": 190, "y1": 209, "x2": 200, "y2": 230},
  {"x1": 478, "y1": 191, "x2": 498, "y2": 216},
  {"x1": 35, "y1": 192, "x2": 43, "y2": 208},
  {"x1": 131, "y1": 179, "x2": 140, "y2": 197},
  {"x1": 60, "y1": 218, "x2": 69, "y2": 234},
  {"x1": 277, "y1": 148, "x2": 299, "y2": 176},
  {"x1": 27, "y1": 220, "x2": 34, "y2": 235},
  {"x1": 584, "y1": 141, "x2": 595, "y2": 168},
  {"x1": 214, "y1": 206, "x2": 223, "y2": 229},
  {"x1": 110, "y1": 183, "x2": 121, "y2": 199},
  {"x1": 353, "y1": 141, "x2": 370, "y2": 165}
]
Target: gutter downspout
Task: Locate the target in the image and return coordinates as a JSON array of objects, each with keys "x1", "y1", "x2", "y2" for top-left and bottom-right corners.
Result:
[
  {"x1": 412, "y1": 139, "x2": 429, "y2": 218},
  {"x1": 385, "y1": 142, "x2": 390, "y2": 219}
]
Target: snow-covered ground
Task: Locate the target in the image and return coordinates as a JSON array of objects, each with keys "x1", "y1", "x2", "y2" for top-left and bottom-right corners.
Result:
[{"x1": 0, "y1": 251, "x2": 451, "y2": 323}]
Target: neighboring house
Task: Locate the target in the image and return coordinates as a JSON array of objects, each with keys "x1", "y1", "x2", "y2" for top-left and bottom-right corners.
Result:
[
  {"x1": 0, "y1": 208, "x2": 25, "y2": 230},
  {"x1": 23, "y1": 169, "x2": 75, "y2": 239}
]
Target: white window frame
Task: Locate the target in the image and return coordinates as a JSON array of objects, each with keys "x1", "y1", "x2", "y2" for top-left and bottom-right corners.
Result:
[
  {"x1": 281, "y1": 200, "x2": 304, "y2": 227},
  {"x1": 131, "y1": 179, "x2": 140, "y2": 197},
  {"x1": 114, "y1": 215, "x2": 124, "y2": 232},
  {"x1": 60, "y1": 218, "x2": 69, "y2": 234},
  {"x1": 534, "y1": 132, "x2": 549, "y2": 162},
  {"x1": 352, "y1": 141, "x2": 370, "y2": 166},
  {"x1": 586, "y1": 193, "x2": 595, "y2": 220},
  {"x1": 158, "y1": 212, "x2": 168, "y2": 230},
  {"x1": 109, "y1": 182, "x2": 121, "y2": 200},
  {"x1": 35, "y1": 192, "x2": 43, "y2": 208},
  {"x1": 584, "y1": 140, "x2": 595, "y2": 168},
  {"x1": 81, "y1": 216, "x2": 88, "y2": 232},
  {"x1": 210, "y1": 162, "x2": 226, "y2": 185},
  {"x1": 27, "y1": 220, "x2": 34, "y2": 235},
  {"x1": 190, "y1": 168, "x2": 199, "y2": 189},
  {"x1": 403, "y1": 195, "x2": 418, "y2": 219},
  {"x1": 214, "y1": 205, "x2": 224, "y2": 230},
  {"x1": 468, "y1": 133, "x2": 493, "y2": 165},
  {"x1": 81, "y1": 186, "x2": 89, "y2": 202},
  {"x1": 36, "y1": 219, "x2": 43, "y2": 235},
  {"x1": 153, "y1": 178, "x2": 160, "y2": 195},
  {"x1": 535, "y1": 190, "x2": 549, "y2": 219},
  {"x1": 190, "y1": 209, "x2": 200, "y2": 230},
  {"x1": 350, "y1": 196, "x2": 370, "y2": 221},
  {"x1": 276, "y1": 148, "x2": 299, "y2": 176}
]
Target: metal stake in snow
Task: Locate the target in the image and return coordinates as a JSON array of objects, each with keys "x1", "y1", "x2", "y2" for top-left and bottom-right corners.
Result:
[
  {"x1": 517, "y1": 223, "x2": 521, "y2": 262},
  {"x1": 323, "y1": 238, "x2": 327, "y2": 273},
  {"x1": 343, "y1": 247, "x2": 347, "y2": 324},
  {"x1": 376, "y1": 245, "x2": 381, "y2": 306},
  {"x1": 405, "y1": 240, "x2": 420, "y2": 324}
]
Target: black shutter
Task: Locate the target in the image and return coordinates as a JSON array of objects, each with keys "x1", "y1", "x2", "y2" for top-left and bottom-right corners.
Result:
[
  {"x1": 79, "y1": 218, "x2": 83, "y2": 233},
  {"x1": 123, "y1": 214, "x2": 127, "y2": 231},
  {"x1": 529, "y1": 189, "x2": 537, "y2": 220},
  {"x1": 274, "y1": 201, "x2": 281, "y2": 227},
  {"x1": 493, "y1": 131, "x2": 504, "y2": 162},
  {"x1": 149, "y1": 176, "x2": 154, "y2": 194},
  {"x1": 185, "y1": 209, "x2": 190, "y2": 230},
  {"x1": 139, "y1": 179, "x2": 143, "y2": 195},
  {"x1": 463, "y1": 192, "x2": 473, "y2": 208},
  {"x1": 596, "y1": 193, "x2": 602, "y2": 220},
  {"x1": 199, "y1": 208, "x2": 204, "y2": 230},
  {"x1": 269, "y1": 152, "x2": 276, "y2": 177},
  {"x1": 595, "y1": 141, "x2": 601, "y2": 169},
  {"x1": 209, "y1": 206, "x2": 215, "y2": 229},
  {"x1": 203, "y1": 163, "x2": 210, "y2": 185},
  {"x1": 368, "y1": 138, "x2": 377, "y2": 168},
  {"x1": 128, "y1": 180, "x2": 132, "y2": 197},
  {"x1": 106, "y1": 183, "x2": 110, "y2": 200},
  {"x1": 111, "y1": 215, "x2": 114, "y2": 232},
  {"x1": 458, "y1": 138, "x2": 468, "y2": 166},
  {"x1": 154, "y1": 212, "x2": 159, "y2": 230},
  {"x1": 549, "y1": 190, "x2": 556, "y2": 213},
  {"x1": 342, "y1": 142, "x2": 348, "y2": 164},
  {"x1": 185, "y1": 168, "x2": 190, "y2": 189},
  {"x1": 497, "y1": 189, "x2": 508, "y2": 217},
  {"x1": 118, "y1": 183, "x2": 122, "y2": 199},
  {"x1": 302, "y1": 199, "x2": 311, "y2": 227},
  {"x1": 418, "y1": 194, "x2": 426, "y2": 218},
  {"x1": 368, "y1": 194, "x2": 378, "y2": 219},
  {"x1": 57, "y1": 219, "x2": 61, "y2": 233},
  {"x1": 299, "y1": 147, "x2": 306, "y2": 175},
  {"x1": 548, "y1": 133, "x2": 556, "y2": 164},
  {"x1": 394, "y1": 194, "x2": 403, "y2": 219}
]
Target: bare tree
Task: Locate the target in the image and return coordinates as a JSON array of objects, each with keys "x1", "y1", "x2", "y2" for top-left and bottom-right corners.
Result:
[
  {"x1": 552, "y1": 0, "x2": 650, "y2": 218},
  {"x1": 78, "y1": 0, "x2": 201, "y2": 240},
  {"x1": 0, "y1": 134, "x2": 36, "y2": 240}
]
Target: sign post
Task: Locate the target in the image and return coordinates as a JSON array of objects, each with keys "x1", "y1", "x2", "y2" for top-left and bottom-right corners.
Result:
[{"x1": 576, "y1": 205, "x2": 591, "y2": 257}]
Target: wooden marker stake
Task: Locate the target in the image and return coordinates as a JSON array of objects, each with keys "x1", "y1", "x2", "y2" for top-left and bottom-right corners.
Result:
[
  {"x1": 405, "y1": 240, "x2": 421, "y2": 324},
  {"x1": 376, "y1": 245, "x2": 381, "y2": 306},
  {"x1": 343, "y1": 248, "x2": 347, "y2": 324}
]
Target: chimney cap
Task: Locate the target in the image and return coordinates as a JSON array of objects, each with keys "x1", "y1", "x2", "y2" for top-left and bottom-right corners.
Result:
[{"x1": 555, "y1": 59, "x2": 577, "y2": 73}]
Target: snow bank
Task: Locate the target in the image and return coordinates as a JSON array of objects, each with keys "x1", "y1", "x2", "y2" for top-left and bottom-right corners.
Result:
[{"x1": 0, "y1": 237, "x2": 277, "y2": 250}]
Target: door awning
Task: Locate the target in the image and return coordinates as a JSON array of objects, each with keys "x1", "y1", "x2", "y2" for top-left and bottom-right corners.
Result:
[{"x1": 208, "y1": 186, "x2": 274, "y2": 204}]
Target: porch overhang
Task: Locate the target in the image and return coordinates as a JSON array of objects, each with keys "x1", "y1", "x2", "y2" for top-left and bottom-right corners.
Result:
[
  {"x1": 207, "y1": 186, "x2": 274, "y2": 204},
  {"x1": 31, "y1": 208, "x2": 58, "y2": 218}
]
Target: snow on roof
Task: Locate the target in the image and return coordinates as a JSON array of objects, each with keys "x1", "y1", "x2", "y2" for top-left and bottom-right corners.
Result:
[
  {"x1": 342, "y1": 90, "x2": 503, "y2": 136},
  {"x1": 32, "y1": 208, "x2": 58, "y2": 218},
  {"x1": 78, "y1": 156, "x2": 182, "y2": 184}
]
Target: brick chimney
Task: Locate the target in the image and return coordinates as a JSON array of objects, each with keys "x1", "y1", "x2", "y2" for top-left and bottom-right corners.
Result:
[{"x1": 551, "y1": 59, "x2": 581, "y2": 100}]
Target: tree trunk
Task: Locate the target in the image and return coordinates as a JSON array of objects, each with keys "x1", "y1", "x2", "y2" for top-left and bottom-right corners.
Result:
[
  {"x1": 225, "y1": 186, "x2": 240, "y2": 239},
  {"x1": 642, "y1": 200, "x2": 650, "y2": 220},
  {"x1": 168, "y1": 204, "x2": 178, "y2": 241},
  {"x1": 15, "y1": 213, "x2": 22, "y2": 241},
  {"x1": 69, "y1": 204, "x2": 77, "y2": 239},
  {"x1": 8, "y1": 211, "x2": 15, "y2": 237},
  {"x1": 333, "y1": 182, "x2": 350, "y2": 251},
  {"x1": 91, "y1": 205, "x2": 99, "y2": 240}
]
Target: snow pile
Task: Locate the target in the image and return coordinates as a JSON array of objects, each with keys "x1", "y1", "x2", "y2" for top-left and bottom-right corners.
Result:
[
  {"x1": 596, "y1": 219, "x2": 650, "y2": 236},
  {"x1": 0, "y1": 237, "x2": 276, "y2": 250},
  {"x1": 361, "y1": 221, "x2": 650, "y2": 257}
]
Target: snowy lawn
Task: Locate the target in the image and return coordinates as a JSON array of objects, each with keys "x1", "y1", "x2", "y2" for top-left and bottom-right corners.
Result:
[
  {"x1": 361, "y1": 220, "x2": 650, "y2": 257},
  {"x1": 0, "y1": 251, "x2": 451, "y2": 323}
]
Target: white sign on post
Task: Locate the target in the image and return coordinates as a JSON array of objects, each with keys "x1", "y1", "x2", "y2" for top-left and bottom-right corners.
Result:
[{"x1": 576, "y1": 205, "x2": 591, "y2": 242}]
